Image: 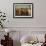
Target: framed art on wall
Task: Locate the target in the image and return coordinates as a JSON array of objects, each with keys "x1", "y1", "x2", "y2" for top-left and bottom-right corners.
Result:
[{"x1": 13, "y1": 3, "x2": 33, "y2": 18}]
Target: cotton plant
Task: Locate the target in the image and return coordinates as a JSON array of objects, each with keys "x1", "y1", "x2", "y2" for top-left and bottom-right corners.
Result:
[{"x1": 0, "y1": 11, "x2": 6, "y2": 28}]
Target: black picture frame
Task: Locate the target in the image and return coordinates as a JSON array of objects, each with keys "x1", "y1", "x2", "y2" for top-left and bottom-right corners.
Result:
[{"x1": 13, "y1": 3, "x2": 33, "y2": 18}]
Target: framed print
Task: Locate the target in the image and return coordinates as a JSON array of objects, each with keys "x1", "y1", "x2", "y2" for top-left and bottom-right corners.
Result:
[{"x1": 13, "y1": 3, "x2": 33, "y2": 18}]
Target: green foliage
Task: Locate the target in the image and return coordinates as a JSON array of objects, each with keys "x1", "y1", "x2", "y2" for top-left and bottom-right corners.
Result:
[{"x1": 0, "y1": 11, "x2": 6, "y2": 28}]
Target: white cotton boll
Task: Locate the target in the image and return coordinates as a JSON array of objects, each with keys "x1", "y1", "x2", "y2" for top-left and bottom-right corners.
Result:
[{"x1": 5, "y1": 29, "x2": 10, "y2": 33}]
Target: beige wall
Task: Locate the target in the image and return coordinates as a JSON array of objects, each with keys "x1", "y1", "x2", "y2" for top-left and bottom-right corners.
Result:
[
  {"x1": 0, "y1": 0, "x2": 46, "y2": 46},
  {"x1": 0, "y1": 0, "x2": 46, "y2": 27}
]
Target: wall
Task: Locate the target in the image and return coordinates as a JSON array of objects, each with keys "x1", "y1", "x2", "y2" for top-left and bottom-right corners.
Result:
[
  {"x1": 0, "y1": 0, "x2": 46, "y2": 27},
  {"x1": 0, "y1": 0, "x2": 46, "y2": 46}
]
